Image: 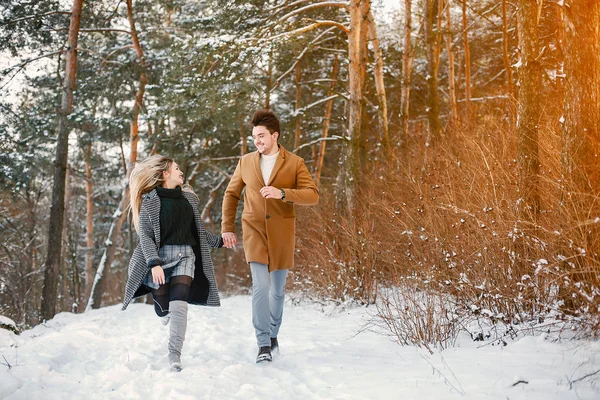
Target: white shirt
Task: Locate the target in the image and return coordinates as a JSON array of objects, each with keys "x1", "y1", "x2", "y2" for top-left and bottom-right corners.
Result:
[{"x1": 260, "y1": 151, "x2": 280, "y2": 185}]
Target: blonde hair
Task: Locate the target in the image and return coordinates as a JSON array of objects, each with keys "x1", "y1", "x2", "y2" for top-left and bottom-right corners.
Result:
[{"x1": 129, "y1": 154, "x2": 195, "y2": 233}]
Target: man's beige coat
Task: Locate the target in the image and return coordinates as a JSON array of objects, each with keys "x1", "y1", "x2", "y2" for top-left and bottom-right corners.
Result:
[{"x1": 221, "y1": 145, "x2": 319, "y2": 270}]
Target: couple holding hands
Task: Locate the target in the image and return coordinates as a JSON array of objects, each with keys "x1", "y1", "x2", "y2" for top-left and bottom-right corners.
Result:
[{"x1": 121, "y1": 109, "x2": 319, "y2": 371}]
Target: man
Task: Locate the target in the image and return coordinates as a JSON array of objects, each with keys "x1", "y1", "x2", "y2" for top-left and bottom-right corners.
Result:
[{"x1": 222, "y1": 109, "x2": 319, "y2": 363}]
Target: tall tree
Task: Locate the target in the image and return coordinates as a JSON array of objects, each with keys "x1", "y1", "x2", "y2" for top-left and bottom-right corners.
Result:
[
  {"x1": 502, "y1": 0, "x2": 514, "y2": 99},
  {"x1": 293, "y1": 60, "x2": 304, "y2": 150},
  {"x1": 315, "y1": 54, "x2": 340, "y2": 186},
  {"x1": 400, "y1": 0, "x2": 413, "y2": 148},
  {"x1": 337, "y1": 0, "x2": 370, "y2": 213},
  {"x1": 87, "y1": 0, "x2": 147, "y2": 310},
  {"x1": 367, "y1": 9, "x2": 390, "y2": 158},
  {"x1": 424, "y1": 0, "x2": 441, "y2": 142},
  {"x1": 516, "y1": 0, "x2": 541, "y2": 218},
  {"x1": 444, "y1": 0, "x2": 458, "y2": 122},
  {"x1": 561, "y1": 0, "x2": 600, "y2": 195},
  {"x1": 40, "y1": 0, "x2": 84, "y2": 321},
  {"x1": 461, "y1": 0, "x2": 472, "y2": 119},
  {"x1": 83, "y1": 141, "x2": 95, "y2": 298}
]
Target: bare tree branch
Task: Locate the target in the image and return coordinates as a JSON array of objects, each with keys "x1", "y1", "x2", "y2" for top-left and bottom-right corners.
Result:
[
  {"x1": 0, "y1": 11, "x2": 70, "y2": 26},
  {"x1": 201, "y1": 177, "x2": 228, "y2": 222},
  {"x1": 568, "y1": 369, "x2": 600, "y2": 389},
  {"x1": 278, "y1": 2, "x2": 349, "y2": 23},
  {"x1": 0, "y1": 50, "x2": 64, "y2": 75},
  {"x1": 199, "y1": 156, "x2": 242, "y2": 162},
  {"x1": 42, "y1": 27, "x2": 132, "y2": 35},
  {"x1": 266, "y1": 20, "x2": 349, "y2": 41},
  {"x1": 293, "y1": 94, "x2": 340, "y2": 116},
  {"x1": 293, "y1": 135, "x2": 349, "y2": 153},
  {"x1": 268, "y1": 0, "x2": 313, "y2": 13},
  {"x1": 271, "y1": 27, "x2": 337, "y2": 92}
]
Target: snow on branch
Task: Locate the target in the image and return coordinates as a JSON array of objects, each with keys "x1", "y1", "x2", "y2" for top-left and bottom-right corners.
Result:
[
  {"x1": 277, "y1": 2, "x2": 350, "y2": 24},
  {"x1": 0, "y1": 50, "x2": 65, "y2": 75},
  {"x1": 293, "y1": 94, "x2": 340, "y2": 116},
  {"x1": 268, "y1": 0, "x2": 316, "y2": 13},
  {"x1": 293, "y1": 135, "x2": 349, "y2": 153},
  {"x1": 0, "y1": 11, "x2": 70, "y2": 26},
  {"x1": 266, "y1": 21, "x2": 349, "y2": 41},
  {"x1": 42, "y1": 27, "x2": 132, "y2": 35},
  {"x1": 456, "y1": 95, "x2": 509, "y2": 103}
]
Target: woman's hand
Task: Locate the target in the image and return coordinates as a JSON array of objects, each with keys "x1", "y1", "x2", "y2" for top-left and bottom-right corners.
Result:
[{"x1": 151, "y1": 266, "x2": 165, "y2": 285}]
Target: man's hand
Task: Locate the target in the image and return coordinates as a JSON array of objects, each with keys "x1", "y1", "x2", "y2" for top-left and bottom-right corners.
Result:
[
  {"x1": 260, "y1": 186, "x2": 282, "y2": 199},
  {"x1": 222, "y1": 232, "x2": 238, "y2": 248},
  {"x1": 151, "y1": 266, "x2": 165, "y2": 285}
]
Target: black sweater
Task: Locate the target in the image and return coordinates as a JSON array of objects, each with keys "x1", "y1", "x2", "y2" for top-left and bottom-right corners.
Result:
[{"x1": 156, "y1": 186, "x2": 197, "y2": 248}]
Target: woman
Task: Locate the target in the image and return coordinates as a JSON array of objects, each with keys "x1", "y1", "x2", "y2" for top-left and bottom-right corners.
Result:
[{"x1": 122, "y1": 154, "x2": 226, "y2": 371}]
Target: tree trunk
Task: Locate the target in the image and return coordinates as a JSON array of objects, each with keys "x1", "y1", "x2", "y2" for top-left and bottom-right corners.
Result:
[
  {"x1": 337, "y1": 0, "x2": 370, "y2": 214},
  {"x1": 86, "y1": 189, "x2": 129, "y2": 311},
  {"x1": 126, "y1": 0, "x2": 147, "y2": 169},
  {"x1": 84, "y1": 142, "x2": 95, "y2": 298},
  {"x1": 87, "y1": 0, "x2": 146, "y2": 309},
  {"x1": 462, "y1": 0, "x2": 472, "y2": 119},
  {"x1": 367, "y1": 10, "x2": 390, "y2": 159},
  {"x1": 59, "y1": 166, "x2": 72, "y2": 312},
  {"x1": 294, "y1": 61, "x2": 303, "y2": 150},
  {"x1": 516, "y1": 0, "x2": 541, "y2": 218},
  {"x1": 400, "y1": 0, "x2": 413, "y2": 148},
  {"x1": 562, "y1": 0, "x2": 600, "y2": 195},
  {"x1": 444, "y1": 0, "x2": 458, "y2": 122},
  {"x1": 40, "y1": 0, "x2": 84, "y2": 322},
  {"x1": 315, "y1": 54, "x2": 340, "y2": 186},
  {"x1": 25, "y1": 186, "x2": 40, "y2": 325},
  {"x1": 239, "y1": 112, "x2": 247, "y2": 156},
  {"x1": 201, "y1": 177, "x2": 228, "y2": 226},
  {"x1": 265, "y1": 47, "x2": 273, "y2": 110},
  {"x1": 502, "y1": 0, "x2": 514, "y2": 99},
  {"x1": 424, "y1": 0, "x2": 441, "y2": 142}
]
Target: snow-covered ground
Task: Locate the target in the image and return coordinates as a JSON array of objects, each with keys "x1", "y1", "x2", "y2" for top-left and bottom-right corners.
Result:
[{"x1": 1, "y1": 295, "x2": 599, "y2": 400}]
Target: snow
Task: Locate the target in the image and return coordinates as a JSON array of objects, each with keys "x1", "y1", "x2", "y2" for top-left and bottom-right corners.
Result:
[
  {"x1": 1, "y1": 295, "x2": 599, "y2": 399},
  {"x1": 0, "y1": 316, "x2": 16, "y2": 329}
]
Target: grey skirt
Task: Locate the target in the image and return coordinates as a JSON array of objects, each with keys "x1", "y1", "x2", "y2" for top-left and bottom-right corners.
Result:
[{"x1": 143, "y1": 244, "x2": 195, "y2": 290}]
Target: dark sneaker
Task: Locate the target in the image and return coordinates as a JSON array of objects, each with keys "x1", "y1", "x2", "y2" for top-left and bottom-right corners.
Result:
[
  {"x1": 270, "y1": 337, "x2": 279, "y2": 353},
  {"x1": 256, "y1": 346, "x2": 272, "y2": 363}
]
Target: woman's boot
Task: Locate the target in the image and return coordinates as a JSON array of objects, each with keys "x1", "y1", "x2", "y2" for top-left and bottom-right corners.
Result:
[{"x1": 168, "y1": 300, "x2": 188, "y2": 371}]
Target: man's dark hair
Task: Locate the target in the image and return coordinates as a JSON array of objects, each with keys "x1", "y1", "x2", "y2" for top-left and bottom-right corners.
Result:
[{"x1": 252, "y1": 109, "x2": 280, "y2": 135}]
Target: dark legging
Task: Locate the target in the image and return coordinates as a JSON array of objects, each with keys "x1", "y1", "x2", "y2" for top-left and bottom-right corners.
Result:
[{"x1": 152, "y1": 275, "x2": 192, "y2": 317}]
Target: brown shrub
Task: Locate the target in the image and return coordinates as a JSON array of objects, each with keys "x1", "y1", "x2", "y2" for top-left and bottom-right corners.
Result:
[{"x1": 295, "y1": 115, "x2": 600, "y2": 335}]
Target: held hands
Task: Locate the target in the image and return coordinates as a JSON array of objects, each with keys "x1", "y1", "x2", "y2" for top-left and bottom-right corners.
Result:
[
  {"x1": 222, "y1": 232, "x2": 238, "y2": 248},
  {"x1": 151, "y1": 266, "x2": 165, "y2": 285},
  {"x1": 260, "y1": 186, "x2": 282, "y2": 200}
]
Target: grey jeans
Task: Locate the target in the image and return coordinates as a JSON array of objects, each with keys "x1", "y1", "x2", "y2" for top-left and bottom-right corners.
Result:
[{"x1": 249, "y1": 262, "x2": 289, "y2": 348}]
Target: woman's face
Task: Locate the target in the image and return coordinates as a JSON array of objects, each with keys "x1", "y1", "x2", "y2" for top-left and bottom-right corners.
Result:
[{"x1": 162, "y1": 161, "x2": 184, "y2": 188}]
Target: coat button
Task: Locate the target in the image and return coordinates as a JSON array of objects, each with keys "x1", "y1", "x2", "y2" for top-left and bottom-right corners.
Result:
[{"x1": 266, "y1": 215, "x2": 271, "y2": 219}]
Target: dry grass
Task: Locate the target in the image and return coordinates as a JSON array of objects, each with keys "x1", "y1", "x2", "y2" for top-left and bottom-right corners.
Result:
[
  {"x1": 295, "y1": 112, "x2": 600, "y2": 341},
  {"x1": 376, "y1": 281, "x2": 462, "y2": 353}
]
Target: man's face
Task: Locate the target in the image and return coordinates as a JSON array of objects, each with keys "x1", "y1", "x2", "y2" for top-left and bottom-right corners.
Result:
[{"x1": 252, "y1": 125, "x2": 279, "y2": 155}]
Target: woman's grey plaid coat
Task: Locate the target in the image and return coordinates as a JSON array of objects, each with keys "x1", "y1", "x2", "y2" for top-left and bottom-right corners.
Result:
[{"x1": 122, "y1": 188, "x2": 221, "y2": 310}]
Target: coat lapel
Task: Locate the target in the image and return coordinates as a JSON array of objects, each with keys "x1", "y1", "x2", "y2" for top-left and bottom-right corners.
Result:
[
  {"x1": 145, "y1": 189, "x2": 161, "y2": 246},
  {"x1": 253, "y1": 151, "x2": 266, "y2": 186},
  {"x1": 267, "y1": 145, "x2": 286, "y2": 185}
]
